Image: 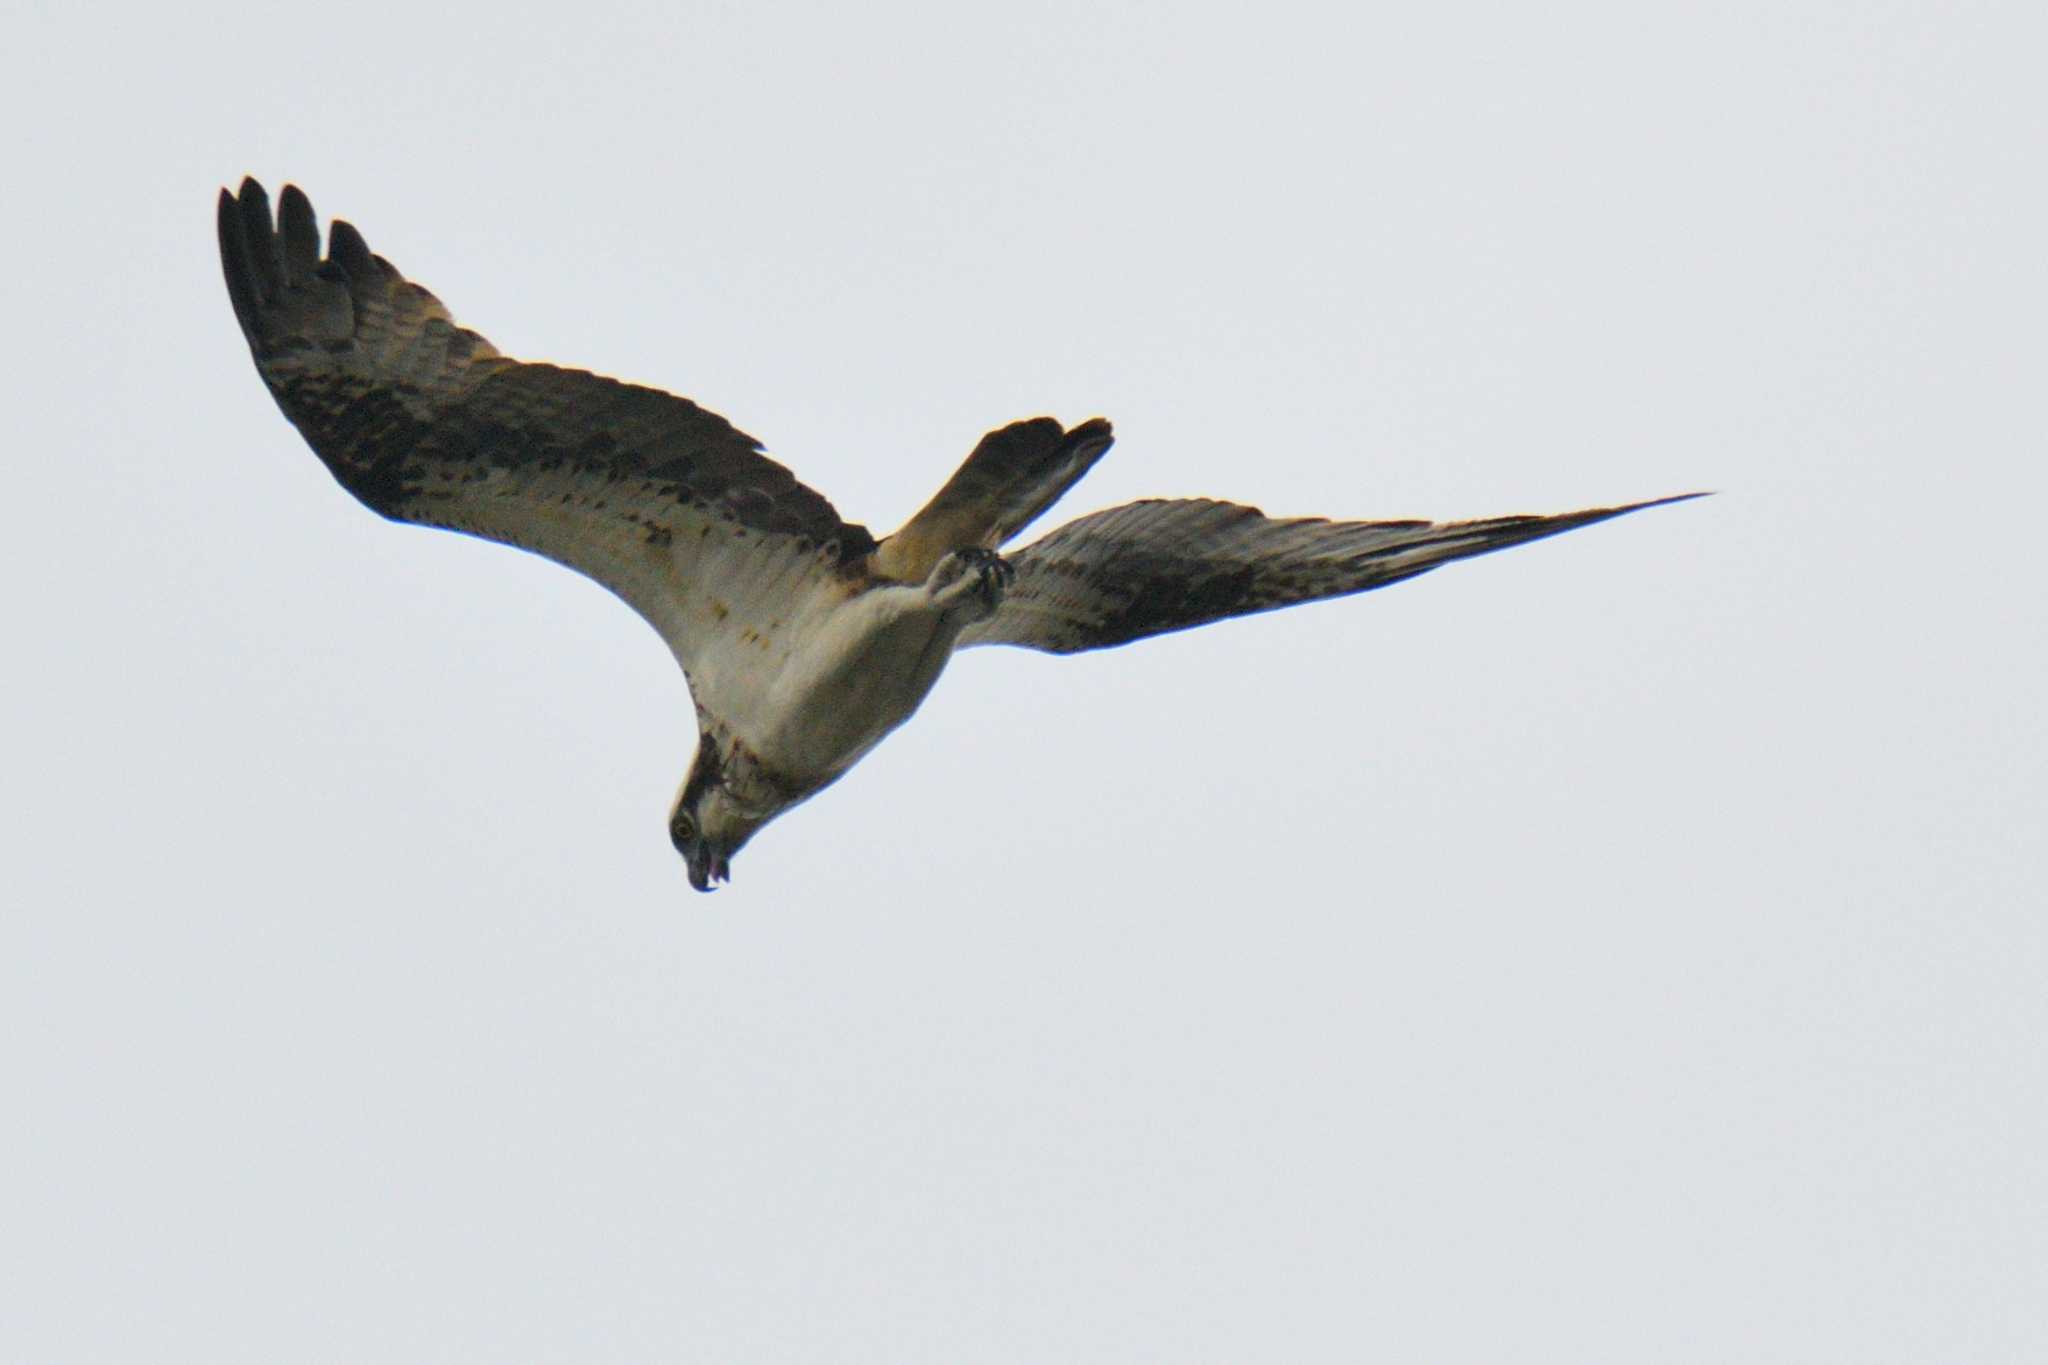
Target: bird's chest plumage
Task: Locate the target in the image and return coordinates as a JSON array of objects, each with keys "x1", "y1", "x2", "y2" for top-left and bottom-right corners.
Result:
[{"x1": 695, "y1": 580, "x2": 962, "y2": 788}]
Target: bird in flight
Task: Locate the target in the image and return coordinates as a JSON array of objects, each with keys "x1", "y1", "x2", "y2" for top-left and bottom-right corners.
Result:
[{"x1": 219, "y1": 178, "x2": 1699, "y2": 891}]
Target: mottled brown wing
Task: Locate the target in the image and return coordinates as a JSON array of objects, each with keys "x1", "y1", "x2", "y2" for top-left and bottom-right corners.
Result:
[
  {"x1": 956, "y1": 494, "x2": 1703, "y2": 654},
  {"x1": 218, "y1": 178, "x2": 875, "y2": 681}
]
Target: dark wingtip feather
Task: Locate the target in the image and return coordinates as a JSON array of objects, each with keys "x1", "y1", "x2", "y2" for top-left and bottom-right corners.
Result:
[
  {"x1": 217, "y1": 184, "x2": 263, "y2": 337},
  {"x1": 1577, "y1": 489, "x2": 1712, "y2": 530},
  {"x1": 1620, "y1": 490, "x2": 1712, "y2": 513},
  {"x1": 234, "y1": 179, "x2": 283, "y2": 302},
  {"x1": 277, "y1": 184, "x2": 321, "y2": 282},
  {"x1": 1540, "y1": 490, "x2": 1712, "y2": 534},
  {"x1": 327, "y1": 218, "x2": 376, "y2": 281},
  {"x1": 1441, "y1": 489, "x2": 1711, "y2": 567}
]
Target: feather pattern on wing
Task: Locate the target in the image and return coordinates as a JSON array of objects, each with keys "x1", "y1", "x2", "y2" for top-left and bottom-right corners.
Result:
[
  {"x1": 956, "y1": 494, "x2": 1704, "y2": 654},
  {"x1": 217, "y1": 178, "x2": 876, "y2": 692}
]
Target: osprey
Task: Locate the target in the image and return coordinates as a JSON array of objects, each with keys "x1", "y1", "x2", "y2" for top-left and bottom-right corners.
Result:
[{"x1": 219, "y1": 178, "x2": 1698, "y2": 891}]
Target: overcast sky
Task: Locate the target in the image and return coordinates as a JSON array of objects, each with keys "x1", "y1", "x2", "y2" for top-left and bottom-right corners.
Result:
[{"x1": 5, "y1": 1, "x2": 2043, "y2": 1360}]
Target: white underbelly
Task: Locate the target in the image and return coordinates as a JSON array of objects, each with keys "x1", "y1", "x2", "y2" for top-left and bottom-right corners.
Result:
[{"x1": 751, "y1": 587, "x2": 962, "y2": 779}]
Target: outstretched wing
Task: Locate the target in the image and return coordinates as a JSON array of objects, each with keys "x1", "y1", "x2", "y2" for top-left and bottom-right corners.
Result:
[
  {"x1": 218, "y1": 178, "x2": 875, "y2": 695},
  {"x1": 956, "y1": 494, "x2": 1703, "y2": 654}
]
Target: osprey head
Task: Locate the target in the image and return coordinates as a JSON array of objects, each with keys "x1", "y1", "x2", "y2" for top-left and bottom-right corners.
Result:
[{"x1": 668, "y1": 730, "x2": 774, "y2": 892}]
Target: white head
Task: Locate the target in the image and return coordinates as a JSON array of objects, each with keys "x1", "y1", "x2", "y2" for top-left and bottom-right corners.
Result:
[{"x1": 667, "y1": 731, "x2": 785, "y2": 892}]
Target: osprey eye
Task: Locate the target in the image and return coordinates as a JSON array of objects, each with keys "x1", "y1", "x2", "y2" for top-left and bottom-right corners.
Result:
[{"x1": 672, "y1": 813, "x2": 697, "y2": 843}]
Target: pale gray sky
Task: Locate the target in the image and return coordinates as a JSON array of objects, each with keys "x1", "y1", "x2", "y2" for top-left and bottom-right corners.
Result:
[{"x1": 6, "y1": 1, "x2": 2044, "y2": 1360}]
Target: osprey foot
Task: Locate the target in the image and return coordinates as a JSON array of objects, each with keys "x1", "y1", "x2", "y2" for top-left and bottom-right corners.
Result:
[{"x1": 928, "y1": 546, "x2": 1015, "y2": 618}]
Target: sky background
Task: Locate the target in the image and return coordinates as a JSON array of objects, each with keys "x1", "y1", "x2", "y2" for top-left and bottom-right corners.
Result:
[{"x1": 5, "y1": 1, "x2": 2044, "y2": 1359}]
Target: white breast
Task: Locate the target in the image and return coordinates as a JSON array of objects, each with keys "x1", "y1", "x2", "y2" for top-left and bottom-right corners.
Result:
[{"x1": 746, "y1": 580, "x2": 966, "y2": 781}]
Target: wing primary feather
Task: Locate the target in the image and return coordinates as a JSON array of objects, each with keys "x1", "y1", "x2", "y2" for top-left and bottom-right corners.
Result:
[
  {"x1": 325, "y1": 217, "x2": 376, "y2": 282},
  {"x1": 277, "y1": 184, "x2": 321, "y2": 282},
  {"x1": 234, "y1": 179, "x2": 283, "y2": 303},
  {"x1": 958, "y1": 491, "x2": 1708, "y2": 653},
  {"x1": 216, "y1": 188, "x2": 263, "y2": 336}
]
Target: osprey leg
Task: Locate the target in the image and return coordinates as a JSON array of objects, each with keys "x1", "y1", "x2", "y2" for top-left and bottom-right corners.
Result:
[{"x1": 925, "y1": 546, "x2": 1014, "y2": 621}]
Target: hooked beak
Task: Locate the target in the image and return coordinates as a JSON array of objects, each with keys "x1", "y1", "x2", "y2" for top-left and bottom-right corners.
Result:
[{"x1": 684, "y1": 839, "x2": 731, "y2": 893}]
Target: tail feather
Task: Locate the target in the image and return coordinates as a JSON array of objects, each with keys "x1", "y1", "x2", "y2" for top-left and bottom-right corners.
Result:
[{"x1": 874, "y1": 417, "x2": 1113, "y2": 581}]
